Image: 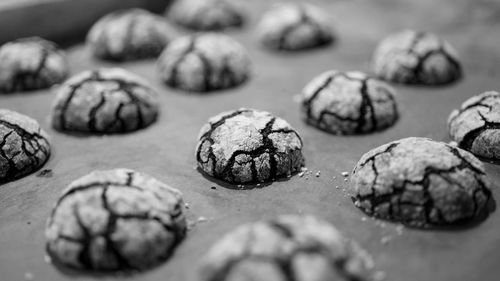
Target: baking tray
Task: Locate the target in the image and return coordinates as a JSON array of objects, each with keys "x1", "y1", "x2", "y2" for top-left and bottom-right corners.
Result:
[{"x1": 1, "y1": 0, "x2": 500, "y2": 280}]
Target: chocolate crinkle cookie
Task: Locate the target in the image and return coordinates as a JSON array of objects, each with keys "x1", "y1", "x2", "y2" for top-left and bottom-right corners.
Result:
[
  {"x1": 372, "y1": 30, "x2": 462, "y2": 85},
  {"x1": 157, "y1": 33, "x2": 250, "y2": 92},
  {"x1": 448, "y1": 91, "x2": 500, "y2": 161},
  {"x1": 301, "y1": 70, "x2": 399, "y2": 135},
  {"x1": 196, "y1": 108, "x2": 304, "y2": 185},
  {"x1": 0, "y1": 109, "x2": 50, "y2": 183},
  {"x1": 0, "y1": 37, "x2": 69, "y2": 93},
  {"x1": 199, "y1": 215, "x2": 375, "y2": 281},
  {"x1": 51, "y1": 68, "x2": 158, "y2": 134},
  {"x1": 87, "y1": 8, "x2": 177, "y2": 61},
  {"x1": 256, "y1": 3, "x2": 334, "y2": 51},
  {"x1": 45, "y1": 169, "x2": 186, "y2": 271},
  {"x1": 167, "y1": 0, "x2": 245, "y2": 31},
  {"x1": 350, "y1": 137, "x2": 492, "y2": 228}
]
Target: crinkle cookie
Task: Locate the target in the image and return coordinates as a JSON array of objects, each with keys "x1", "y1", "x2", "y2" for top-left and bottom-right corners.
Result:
[
  {"x1": 199, "y1": 215, "x2": 375, "y2": 281},
  {"x1": 87, "y1": 9, "x2": 176, "y2": 61},
  {"x1": 301, "y1": 70, "x2": 398, "y2": 135},
  {"x1": 0, "y1": 109, "x2": 50, "y2": 183},
  {"x1": 350, "y1": 137, "x2": 492, "y2": 228},
  {"x1": 45, "y1": 169, "x2": 186, "y2": 271},
  {"x1": 256, "y1": 3, "x2": 334, "y2": 51},
  {"x1": 51, "y1": 68, "x2": 158, "y2": 134},
  {"x1": 372, "y1": 30, "x2": 462, "y2": 85},
  {"x1": 448, "y1": 91, "x2": 500, "y2": 161},
  {"x1": 168, "y1": 0, "x2": 245, "y2": 31},
  {"x1": 0, "y1": 37, "x2": 69, "y2": 93},
  {"x1": 157, "y1": 33, "x2": 250, "y2": 92},
  {"x1": 196, "y1": 108, "x2": 304, "y2": 184}
]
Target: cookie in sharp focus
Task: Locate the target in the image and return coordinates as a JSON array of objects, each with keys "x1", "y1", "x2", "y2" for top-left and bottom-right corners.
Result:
[
  {"x1": 157, "y1": 33, "x2": 251, "y2": 92},
  {"x1": 51, "y1": 68, "x2": 159, "y2": 134},
  {"x1": 301, "y1": 70, "x2": 399, "y2": 135},
  {"x1": 196, "y1": 108, "x2": 304, "y2": 184},
  {"x1": 0, "y1": 109, "x2": 51, "y2": 183},
  {"x1": 350, "y1": 137, "x2": 492, "y2": 228},
  {"x1": 372, "y1": 30, "x2": 462, "y2": 85},
  {"x1": 167, "y1": 0, "x2": 245, "y2": 31},
  {"x1": 45, "y1": 168, "x2": 186, "y2": 271},
  {"x1": 256, "y1": 3, "x2": 334, "y2": 51},
  {"x1": 199, "y1": 215, "x2": 375, "y2": 281},
  {"x1": 87, "y1": 8, "x2": 177, "y2": 61},
  {"x1": 0, "y1": 37, "x2": 69, "y2": 93},
  {"x1": 448, "y1": 91, "x2": 500, "y2": 161}
]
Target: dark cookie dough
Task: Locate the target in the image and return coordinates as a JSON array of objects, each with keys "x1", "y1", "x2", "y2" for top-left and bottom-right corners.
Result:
[
  {"x1": 372, "y1": 30, "x2": 462, "y2": 85},
  {"x1": 51, "y1": 68, "x2": 159, "y2": 134},
  {"x1": 45, "y1": 169, "x2": 186, "y2": 271},
  {"x1": 199, "y1": 215, "x2": 375, "y2": 281},
  {"x1": 87, "y1": 8, "x2": 176, "y2": 61},
  {"x1": 256, "y1": 3, "x2": 334, "y2": 51},
  {"x1": 167, "y1": 0, "x2": 245, "y2": 31},
  {"x1": 0, "y1": 109, "x2": 51, "y2": 183},
  {"x1": 350, "y1": 137, "x2": 492, "y2": 228},
  {"x1": 157, "y1": 33, "x2": 250, "y2": 92},
  {"x1": 448, "y1": 91, "x2": 500, "y2": 161},
  {"x1": 196, "y1": 108, "x2": 304, "y2": 184},
  {"x1": 301, "y1": 70, "x2": 399, "y2": 135},
  {"x1": 0, "y1": 37, "x2": 69, "y2": 93}
]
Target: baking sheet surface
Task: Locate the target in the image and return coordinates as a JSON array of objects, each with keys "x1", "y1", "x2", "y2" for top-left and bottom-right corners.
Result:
[{"x1": 1, "y1": 0, "x2": 500, "y2": 280}]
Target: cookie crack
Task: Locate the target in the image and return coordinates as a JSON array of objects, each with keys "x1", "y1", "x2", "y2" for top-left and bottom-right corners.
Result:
[{"x1": 459, "y1": 111, "x2": 500, "y2": 151}]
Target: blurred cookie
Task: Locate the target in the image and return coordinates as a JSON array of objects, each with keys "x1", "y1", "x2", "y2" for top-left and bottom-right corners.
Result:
[
  {"x1": 0, "y1": 37, "x2": 69, "y2": 93},
  {"x1": 87, "y1": 9, "x2": 176, "y2": 61},
  {"x1": 196, "y1": 108, "x2": 304, "y2": 184},
  {"x1": 0, "y1": 109, "x2": 51, "y2": 183},
  {"x1": 350, "y1": 137, "x2": 492, "y2": 228},
  {"x1": 256, "y1": 3, "x2": 334, "y2": 51},
  {"x1": 168, "y1": 0, "x2": 245, "y2": 31},
  {"x1": 448, "y1": 91, "x2": 500, "y2": 161},
  {"x1": 157, "y1": 33, "x2": 250, "y2": 92},
  {"x1": 372, "y1": 30, "x2": 462, "y2": 85},
  {"x1": 46, "y1": 168, "x2": 186, "y2": 271},
  {"x1": 199, "y1": 215, "x2": 375, "y2": 281},
  {"x1": 301, "y1": 70, "x2": 398, "y2": 135},
  {"x1": 51, "y1": 68, "x2": 158, "y2": 134}
]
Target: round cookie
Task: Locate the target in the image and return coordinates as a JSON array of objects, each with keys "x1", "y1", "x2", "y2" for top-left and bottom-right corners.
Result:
[
  {"x1": 350, "y1": 137, "x2": 492, "y2": 228},
  {"x1": 157, "y1": 33, "x2": 250, "y2": 92},
  {"x1": 51, "y1": 68, "x2": 159, "y2": 134},
  {"x1": 448, "y1": 91, "x2": 500, "y2": 161},
  {"x1": 256, "y1": 3, "x2": 334, "y2": 51},
  {"x1": 0, "y1": 109, "x2": 51, "y2": 183},
  {"x1": 168, "y1": 0, "x2": 245, "y2": 31},
  {"x1": 301, "y1": 70, "x2": 399, "y2": 135},
  {"x1": 196, "y1": 108, "x2": 304, "y2": 184},
  {"x1": 0, "y1": 37, "x2": 69, "y2": 93},
  {"x1": 199, "y1": 215, "x2": 375, "y2": 281},
  {"x1": 372, "y1": 30, "x2": 462, "y2": 85},
  {"x1": 87, "y1": 8, "x2": 177, "y2": 61},
  {"x1": 45, "y1": 168, "x2": 186, "y2": 271}
]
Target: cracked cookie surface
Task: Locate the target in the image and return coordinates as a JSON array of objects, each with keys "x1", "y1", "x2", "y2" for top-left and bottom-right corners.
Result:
[
  {"x1": 256, "y1": 3, "x2": 334, "y2": 51},
  {"x1": 168, "y1": 0, "x2": 245, "y2": 31},
  {"x1": 157, "y1": 33, "x2": 250, "y2": 92},
  {"x1": 372, "y1": 30, "x2": 462, "y2": 85},
  {"x1": 0, "y1": 109, "x2": 51, "y2": 183},
  {"x1": 350, "y1": 137, "x2": 492, "y2": 228},
  {"x1": 199, "y1": 215, "x2": 375, "y2": 281},
  {"x1": 51, "y1": 68, "x2": 158, "y2": 134},
  {"x1": 0, "y1": 37, "x2": 69, "y2": 93},
  {"x1": 196, "y1": 108, "x2": 304, "y2": 184},
  {"x1": 45, "y1": 168, "x2": 186, "y2": 271},
  {"x1": 301, "y1": 70, "x2": 399, "y2": 135},
  {"x1": 448, "y1": 91, "x2": 500, "y2": 161},
  {"x1": 87, "y1": 9, "x2": 177, "y2": 61}
]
